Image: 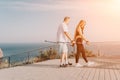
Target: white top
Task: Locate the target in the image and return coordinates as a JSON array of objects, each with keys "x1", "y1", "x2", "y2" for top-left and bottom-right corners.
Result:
[{"x1": 57, "y1": 22, "x2": 69, "y2": 42}]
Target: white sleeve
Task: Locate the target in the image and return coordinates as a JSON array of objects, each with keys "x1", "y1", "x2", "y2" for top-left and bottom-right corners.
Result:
[
  {"x1": 56, "y1": 27, "x2": 60, "y2": 42},
  {"x1": 62, "y1": 25, "x2": 68, "y2": 32}
]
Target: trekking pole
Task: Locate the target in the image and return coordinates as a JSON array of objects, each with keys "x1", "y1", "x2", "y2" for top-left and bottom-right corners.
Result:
[
  {"x1": 44, "y1": 40, "x2": 83, "y2": 45},
  {"x1": 44, "y1": 40, "x2": 70, "y2": 44}
]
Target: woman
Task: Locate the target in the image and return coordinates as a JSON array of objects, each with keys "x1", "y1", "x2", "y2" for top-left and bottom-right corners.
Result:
[{"x1": 74, "y1": 20, "x2": 94, "y2": 67}]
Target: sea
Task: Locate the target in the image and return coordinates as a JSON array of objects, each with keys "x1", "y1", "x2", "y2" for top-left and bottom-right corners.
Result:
[{"x1": 0, "y1": 43, "x2": 53, "y2": 57}]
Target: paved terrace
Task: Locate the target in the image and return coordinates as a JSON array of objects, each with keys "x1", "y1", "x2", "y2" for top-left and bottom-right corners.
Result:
[{"x1": 0, "y1": 57, "x2": 120, "y2": 80}]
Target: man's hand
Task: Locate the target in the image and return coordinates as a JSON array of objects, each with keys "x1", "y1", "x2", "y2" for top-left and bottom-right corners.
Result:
[{"x1": 71, "y1": 40, "x2": 75, "y2": 47}]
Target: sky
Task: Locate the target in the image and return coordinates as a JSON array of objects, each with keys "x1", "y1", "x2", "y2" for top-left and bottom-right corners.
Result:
[{"x1": 0, "y1": 0, "x2": 120, "y2": 43}]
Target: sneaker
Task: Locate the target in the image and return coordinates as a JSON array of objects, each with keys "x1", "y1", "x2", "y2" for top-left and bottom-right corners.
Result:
[
  {"x1": 60, "y1": 64, "x2": 68, "y2": 67},
  {"x1": 68, "y1": 62, "x2": 72, "y2": 65},
  {"x1": 86, "y1": 61, "x2": 95, "y2": 66},
  {"x1": 60, "y1": 64, "x2": 64, "y2": 67},
  {"x1": 75, "y1": 63, "x2": 83, "y2": 67}
]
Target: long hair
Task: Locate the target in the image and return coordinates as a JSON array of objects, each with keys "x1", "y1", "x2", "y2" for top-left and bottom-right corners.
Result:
[{"x1": 74, "y1": 20, "x2": 86, "y2": 40}]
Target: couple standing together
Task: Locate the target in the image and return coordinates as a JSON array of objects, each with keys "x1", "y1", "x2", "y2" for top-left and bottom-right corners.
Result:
[{"x1": 57, "y1": 16, "x2": 94, "y2": 67}]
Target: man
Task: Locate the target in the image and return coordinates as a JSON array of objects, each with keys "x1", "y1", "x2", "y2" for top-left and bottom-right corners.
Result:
[{"x1": 57, "y1": 17, "x2": 73, "y2": 67}]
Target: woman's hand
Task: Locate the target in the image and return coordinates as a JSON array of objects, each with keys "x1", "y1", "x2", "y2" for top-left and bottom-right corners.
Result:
[{"x1": 86, "y1": 40, "x2": 90, "y2": 45}]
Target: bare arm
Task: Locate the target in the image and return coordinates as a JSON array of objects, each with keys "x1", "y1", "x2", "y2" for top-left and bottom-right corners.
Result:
[{"x1": 64, "y1": 32, "x2": 72, "y2": 42}]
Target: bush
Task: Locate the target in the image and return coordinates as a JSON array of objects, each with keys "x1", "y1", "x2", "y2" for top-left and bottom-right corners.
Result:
[
  {"x1": 85, "y1": 49, "x2": 96, "y2": 57},
  {"x1": 39, "y1": 48, "x2": 58, "y2": 60}
]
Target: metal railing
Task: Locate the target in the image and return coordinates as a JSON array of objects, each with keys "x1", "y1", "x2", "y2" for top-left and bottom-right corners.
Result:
[
  {"x1": 0, "y1": 44, "x2": 59, "y2": 69},
  {"x1": 0, "y1": 43, "x2": 101, "y2": 69}
]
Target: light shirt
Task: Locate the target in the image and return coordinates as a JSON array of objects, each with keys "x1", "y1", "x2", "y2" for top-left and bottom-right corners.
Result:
[{"x1": 57, "y1": 22, "x2": 69, "y2": 42}]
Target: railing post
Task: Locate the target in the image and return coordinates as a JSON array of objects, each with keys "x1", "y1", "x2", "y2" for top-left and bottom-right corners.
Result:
[
  {"x1": 0, "y1": 58, "x2": 2, "y2": 68},
  {"x1": 28, "y1": 52, "x2": 30, "y2": 64},
  {"x1": 8, "y1": 57, "x2": 11, "y2": 67}
]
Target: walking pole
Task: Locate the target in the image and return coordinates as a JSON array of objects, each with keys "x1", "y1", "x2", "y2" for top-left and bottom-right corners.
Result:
[
  {"x1": 44, "y1": 40, "x2": 83, "y2": 44},
  {"x1": 44, "y1": 40, "x2": 70, "y2": 44}
]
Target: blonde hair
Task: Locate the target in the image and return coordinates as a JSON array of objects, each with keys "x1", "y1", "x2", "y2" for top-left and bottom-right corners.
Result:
[{"x1": 74, "y1": 20, "x2": 86, "y2": 40}]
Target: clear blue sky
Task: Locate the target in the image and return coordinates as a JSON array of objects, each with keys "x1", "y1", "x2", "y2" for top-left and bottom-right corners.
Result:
[{"x1": 0, "y1": 0, "x2": 120, "y2": 43}]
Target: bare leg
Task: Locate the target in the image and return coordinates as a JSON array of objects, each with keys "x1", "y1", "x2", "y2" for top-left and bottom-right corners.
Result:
[
  {"x1": 64, "y1": 44, "x2": 68, "y2": 64},
  {"x1": 60, "y1": 53, "x2": 65, "y2": 65},
  {"x1": 65, "y1": 52, "x2": 68, "y2": 64}
]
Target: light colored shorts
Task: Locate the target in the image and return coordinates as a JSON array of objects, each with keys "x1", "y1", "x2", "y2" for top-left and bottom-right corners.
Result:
[{"x1": 59, "y1": 43, "x2": 68, "y2": 53}]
